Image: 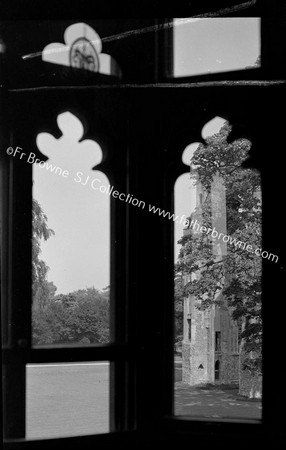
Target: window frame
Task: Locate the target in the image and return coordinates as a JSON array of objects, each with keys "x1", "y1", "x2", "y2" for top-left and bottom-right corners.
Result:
[
  {"x1": 1, "y1": 12, "x2": 286, "y2": 449},
  {"x1": 1, "y1": 86, "x2": 135, "y2": 441}
]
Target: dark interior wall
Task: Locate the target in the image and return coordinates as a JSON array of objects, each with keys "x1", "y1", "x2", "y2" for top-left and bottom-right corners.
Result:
[
  {"x1": 0, "y1": 19, "x2": 161, "y2": 86},
  {"x1": 1, "y1": 4, "x2": 286, "y2": 450}
]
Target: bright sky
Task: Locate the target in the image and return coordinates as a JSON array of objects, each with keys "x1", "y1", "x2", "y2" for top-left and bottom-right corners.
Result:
[
  {"x1": 173, "y1": 18, "x2": 260, "y2": 77},
  {"x1": 34, "y1": 113, "x2": 110, "y2": 295},
  {"x1": 33, "y1": 19, "x2": 260, "y2": 295}
]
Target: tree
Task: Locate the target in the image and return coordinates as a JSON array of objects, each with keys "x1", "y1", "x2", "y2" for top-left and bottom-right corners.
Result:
[
  {"x1": 32, "y1": 298, "x2": 71, "y2": 344},
  {"x1": 32, "y1": 287, "x2": 110, "y2": 345},
  {"x1": 32, "y1": 198, "x2": 59, "y2": 344},
  {"x1": 64, "y1": 287, "x2": 110, "y2": 344},
  {"x1": 176, "y1": 122, "x2": 262, "y2": 375},
  {"x1": 32, "y1": 198, "x2": 56, "y2": 311}
]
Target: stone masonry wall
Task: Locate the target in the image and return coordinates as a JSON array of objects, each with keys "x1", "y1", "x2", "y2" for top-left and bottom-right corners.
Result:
[
  {"x1": 216, "y1": 354, "x2": 239, "y2": 385},
  {"x1": 182, "y1": 308, "x2": 214, "y2": 385},
  {"x1": 182, "y1": 342, "x2": 191, "y2": 384},
  {"x1": 214, "y1": 308, "x2": 239, "y2": 385}
]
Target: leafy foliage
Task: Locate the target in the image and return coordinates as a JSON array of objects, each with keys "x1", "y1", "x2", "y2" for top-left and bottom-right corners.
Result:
[
  {"x1": 61, "y1": 287, "x2": 110, "y2": 344},
  {"x1": 32, "y1": 199, "x2": 56, "y2": 311},
  {"x1": 176, "y1": 122, "x2": 262, "y2": 374},
  {"x1": 32, "y1": 287, "x2": 110, "y2": 345}
]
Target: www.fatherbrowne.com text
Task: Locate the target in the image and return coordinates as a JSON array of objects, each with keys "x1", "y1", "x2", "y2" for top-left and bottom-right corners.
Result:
[{"x1": 7, "y1": 147, "x2": 279, "y2": 263}]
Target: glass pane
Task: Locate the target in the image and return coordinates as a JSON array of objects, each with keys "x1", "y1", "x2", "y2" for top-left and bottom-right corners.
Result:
[
  {"x1": 173, "y1": 18, "x2": 260, "y2": 77},
  {"x1": 26, "y1": 362, "x2": 109, "y2": 438},
  {"x1": 32, "y1": 111, "x2": 110, "y2": 346},
  {"x1": 174, "y1": 117, "x2": 263, "y2": 420}
]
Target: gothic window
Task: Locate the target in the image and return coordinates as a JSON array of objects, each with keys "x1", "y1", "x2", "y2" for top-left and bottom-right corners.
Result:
[
  {"x1": 1, "y1": 11, "x2": 285, "y2": 450},
  {"x1": 174, "y1": 114, "x2": 263, "y2": 420},
  {"x1": 26, "y1": 112, "x2": 111, "y2": 438}
]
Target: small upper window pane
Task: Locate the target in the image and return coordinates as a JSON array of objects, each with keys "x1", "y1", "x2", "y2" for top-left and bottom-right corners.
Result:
[{"x1": 173, "y1": 18, "x2": 260, "y2": 77}]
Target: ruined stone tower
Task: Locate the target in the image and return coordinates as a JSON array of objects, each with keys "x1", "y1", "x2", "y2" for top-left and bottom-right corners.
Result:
[
  {"x1": 181, "y1": 175, "x2": 240, "y2": 386},
  {"x1": 182, "y1": 290, "x2": 239, "y2": 385}
]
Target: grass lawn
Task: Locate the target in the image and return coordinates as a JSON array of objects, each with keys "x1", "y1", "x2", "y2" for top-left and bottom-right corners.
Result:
[
  {"x1": 26, "y1": 363, "x2": 109, "y2": 439},
  {"x1": 26, "y1": 361, "x2": 261, "y2": 439}
]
